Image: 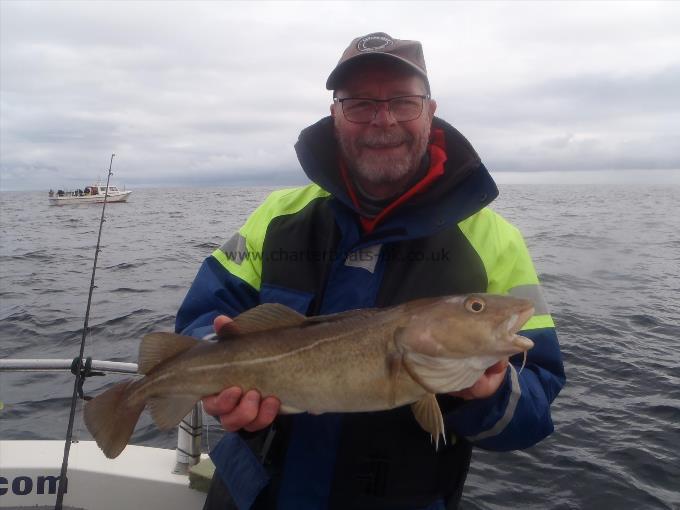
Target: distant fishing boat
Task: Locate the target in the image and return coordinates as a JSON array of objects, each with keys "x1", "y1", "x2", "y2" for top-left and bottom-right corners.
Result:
[
  {"x1": 2, "y1": 152, "x2": 208, "y2": 508},
  {"x1": 48, "y1": 184, "x2": 132, "y2": 205}
]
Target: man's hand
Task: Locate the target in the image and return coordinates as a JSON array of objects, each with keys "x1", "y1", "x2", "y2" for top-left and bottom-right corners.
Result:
[
  {"x1": 201, "y1": 315, "x2": 281, "y2": 433},
  {"x1": 202, "y1": 387, "x2": 280, "y2": 433},
  {"x1": 449, "y1": 359, "x2": 509, "y2": 400}
]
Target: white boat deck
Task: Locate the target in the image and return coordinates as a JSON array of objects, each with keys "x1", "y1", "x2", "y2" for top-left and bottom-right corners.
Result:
[{"x1": 0, "y1": 441, "x2": 207, "y2": 509}]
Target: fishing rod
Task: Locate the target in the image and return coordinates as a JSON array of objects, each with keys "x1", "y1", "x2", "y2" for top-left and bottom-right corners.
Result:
[{"x1": 55, "y1": 153, "x2": 115, "y2": 510}]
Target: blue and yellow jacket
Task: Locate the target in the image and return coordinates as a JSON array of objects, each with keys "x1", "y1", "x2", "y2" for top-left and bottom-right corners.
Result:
[{"x1": 176, "y1": 116, "x2": 565, "y2": 510}]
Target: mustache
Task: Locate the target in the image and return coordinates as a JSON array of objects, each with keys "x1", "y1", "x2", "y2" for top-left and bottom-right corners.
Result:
[{"x1": 359, "y1": 131, "x2": 413, "y2": 148}]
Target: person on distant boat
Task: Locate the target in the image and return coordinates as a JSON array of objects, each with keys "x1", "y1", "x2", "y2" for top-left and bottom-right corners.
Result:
[{"x1": 176, "y1": 32, "x2": 565, "y2": 510}]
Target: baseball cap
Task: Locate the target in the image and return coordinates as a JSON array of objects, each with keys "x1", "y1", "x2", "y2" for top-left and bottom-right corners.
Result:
[{"x1": 326, "y1": 32, "x2": 430, "y2": 93}]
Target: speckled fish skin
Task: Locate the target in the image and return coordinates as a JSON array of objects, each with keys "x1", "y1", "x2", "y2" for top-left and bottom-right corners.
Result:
[{"x1": 84, "y1": 293, "x2": 535, "y2": 458}]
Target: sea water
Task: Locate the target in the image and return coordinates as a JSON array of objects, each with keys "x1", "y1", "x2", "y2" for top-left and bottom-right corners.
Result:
[{"x1": 1, "y1": 184, "x2": 678, "y2": 509}]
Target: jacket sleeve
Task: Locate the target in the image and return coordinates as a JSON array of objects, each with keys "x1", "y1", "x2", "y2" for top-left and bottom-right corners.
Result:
[
  {"x1": 175, "y1": 253, "x2": 260, "y2": 339},
  {"x1": 447, "y1": 210, "x2": 566, "y2": 450},
  {"x1": 175, "y1": 185, "x2": 329, "y2": 339},
  {"x1": 175, "y1": 209, "x2": 268, "y2": 338}
]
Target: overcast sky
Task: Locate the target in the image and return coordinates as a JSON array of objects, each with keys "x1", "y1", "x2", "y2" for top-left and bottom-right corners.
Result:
[{"x1": 1, "y1": 1, "x2": 679, "y2": 191}]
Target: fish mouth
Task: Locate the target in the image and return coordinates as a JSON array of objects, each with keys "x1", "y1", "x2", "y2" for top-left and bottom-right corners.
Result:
[{"x1": 502, "y1": 304, "x2": 535, "y2": 353}]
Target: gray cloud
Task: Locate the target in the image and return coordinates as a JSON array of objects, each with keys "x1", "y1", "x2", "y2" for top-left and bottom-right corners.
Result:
[
  {"x1": 436, "y1": 65, "x2": 680, "y2": 172},
  {"x1": 1, "y1": 1, "x2": 679, "y2": 190}
]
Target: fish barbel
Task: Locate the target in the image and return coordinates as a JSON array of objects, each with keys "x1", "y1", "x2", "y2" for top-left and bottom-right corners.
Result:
[{"x1": 84, "y1": 293, "x2": 534, "y2": 458}]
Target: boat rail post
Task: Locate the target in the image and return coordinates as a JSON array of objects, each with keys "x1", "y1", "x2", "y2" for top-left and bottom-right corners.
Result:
[{"x1": 174, "y1": 403, "x2": 203, "y2": 474}]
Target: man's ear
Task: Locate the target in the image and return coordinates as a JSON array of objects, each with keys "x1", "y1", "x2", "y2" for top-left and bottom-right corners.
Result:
[
  {"x1": 330, "y1": 102, "x2": 337, "y2": 118},
  {"x1": 428, "y1": 99, "x2": 437, "y2": 120}
]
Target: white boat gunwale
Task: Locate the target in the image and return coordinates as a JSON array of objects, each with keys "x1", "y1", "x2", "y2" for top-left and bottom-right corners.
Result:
[{"x1": 0, "y1": 358, "x2": 207, "y2": 509}]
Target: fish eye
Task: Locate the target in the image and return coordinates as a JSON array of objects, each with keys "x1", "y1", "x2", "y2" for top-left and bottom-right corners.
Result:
[{"x1": 465, "y1": 297, "x2": 485, "y2": 313}]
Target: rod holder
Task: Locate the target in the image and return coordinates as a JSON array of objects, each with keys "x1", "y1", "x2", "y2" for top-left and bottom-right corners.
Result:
[{"x1": 174, "y1": 403, "x2": 203, "y2": 474}]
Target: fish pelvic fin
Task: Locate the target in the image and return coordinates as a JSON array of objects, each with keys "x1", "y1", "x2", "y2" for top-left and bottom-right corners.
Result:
[
  {"x1": 84, "y1": 380, "x2": 144, "y2": 459},
  {"x1": 411, "y1": 394, "x2": 446, "y2": 450},
  {"x1": 138, "y1": 332, "x2": 200, "y2": 374},
  {"x1": 148, "y1": 394, "x2": 200, "y2": 430}
]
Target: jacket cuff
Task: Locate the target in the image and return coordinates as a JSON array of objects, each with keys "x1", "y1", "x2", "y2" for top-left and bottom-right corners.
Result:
[{"x1": 444, "y1": 365, "x2": 516, "y2": 442}]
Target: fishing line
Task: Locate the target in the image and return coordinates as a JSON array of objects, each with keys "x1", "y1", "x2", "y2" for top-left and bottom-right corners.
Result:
[{"x1": 55, "y1": 153, "x2": 115, "y2": 510}]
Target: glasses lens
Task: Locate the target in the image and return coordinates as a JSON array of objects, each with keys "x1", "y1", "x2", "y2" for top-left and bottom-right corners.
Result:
[
  {"x1": 340, "y1": 96, "x2": 426, "y2": 123},
  {"x1": 342, "y1": 99, "x2": 376, "y2": 123},
  {"x1": 389, "y1": 96, "x2": 424, "y2": 121}
]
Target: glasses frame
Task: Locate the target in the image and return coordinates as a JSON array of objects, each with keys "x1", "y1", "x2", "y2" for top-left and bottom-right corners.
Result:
[{"x1": 334, "y1": 94, "x2": 431, "y2": 124}]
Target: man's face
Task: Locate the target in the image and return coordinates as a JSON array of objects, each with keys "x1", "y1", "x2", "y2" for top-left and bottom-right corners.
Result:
[{"x1": 331, "y1": 63, "x2": 436, "y2": 191}]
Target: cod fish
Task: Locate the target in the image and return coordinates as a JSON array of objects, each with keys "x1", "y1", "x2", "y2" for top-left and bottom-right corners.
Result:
[{"x1": 84, "y1": 293, "x2": 534, "y2": 458}]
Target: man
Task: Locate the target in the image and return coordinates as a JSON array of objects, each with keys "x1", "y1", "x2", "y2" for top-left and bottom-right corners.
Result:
[{"x1": 176, "y1": 32, "x2": 565, "y2": 510}]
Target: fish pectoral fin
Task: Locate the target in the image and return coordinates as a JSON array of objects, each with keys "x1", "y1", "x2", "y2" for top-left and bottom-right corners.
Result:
[
  {"x1": 411, "y1": 394, "x2": 446, "y2": 450},
  {"x1": 402, "y1": 352, "x2": 486, "y2": 394},
  {"x1": 138, "y1": 333, "x2": 200, "y2": 375},
  {"x1": 402, "y1": 353, "x2": 440, "y2": 394},
  {"x1": 220, "y1": 303, "x2": 307, "y2": 339},
  {"x1": 148, "y1": 395, "x2": 200, "y2": 430}
]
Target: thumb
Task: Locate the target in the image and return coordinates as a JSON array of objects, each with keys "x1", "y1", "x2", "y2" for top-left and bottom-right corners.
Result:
[{"x1": 213, "y1": 315, "x2": 234, "y2": 335}]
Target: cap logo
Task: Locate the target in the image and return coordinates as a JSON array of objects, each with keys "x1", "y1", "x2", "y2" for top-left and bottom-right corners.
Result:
[{"x1": 357, "y1": 35, "x2": 394, "y2": 52}]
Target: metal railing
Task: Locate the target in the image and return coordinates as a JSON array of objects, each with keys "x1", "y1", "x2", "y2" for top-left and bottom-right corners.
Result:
[
  {"x1": 0, "y1": 358, "x2": 203, "y2": 473},
  {"x1": 0, "y1": 358, "x2": 138, "y2": 374}
]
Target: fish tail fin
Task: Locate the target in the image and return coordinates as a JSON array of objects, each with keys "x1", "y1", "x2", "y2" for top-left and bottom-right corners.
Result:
[{"x1": 84, "y1": 380, "x2": 145, "y2": 459}]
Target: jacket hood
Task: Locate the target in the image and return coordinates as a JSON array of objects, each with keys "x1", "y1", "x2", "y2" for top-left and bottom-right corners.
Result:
[{"x1": 294, "y1": 116, "x2": 498, "y2": 238}]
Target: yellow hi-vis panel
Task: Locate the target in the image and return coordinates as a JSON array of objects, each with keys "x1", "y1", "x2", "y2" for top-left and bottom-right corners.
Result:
[
  {"x1": 212, "y1": 185, "x2": 330, "y2": 291},
  {"x1": 458, "y1": 208, "x2": 555, "y2": 331}
]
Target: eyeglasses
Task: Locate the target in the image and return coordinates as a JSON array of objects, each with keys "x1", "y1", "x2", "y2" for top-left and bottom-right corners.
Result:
[{"x1": 334, "y1": 95, "x2": 430, "y2": 123}]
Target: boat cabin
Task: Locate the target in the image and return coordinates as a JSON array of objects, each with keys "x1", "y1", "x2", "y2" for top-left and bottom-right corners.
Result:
[{"x1": 82, "y1": 186, "x2": 120, "y2": 195}]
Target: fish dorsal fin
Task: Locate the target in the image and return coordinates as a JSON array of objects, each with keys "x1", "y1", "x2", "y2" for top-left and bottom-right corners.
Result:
[
  {"x1": 219, "y1": 303, "x2": 307, "y2": 339},
  {"x1": 138, "y1": 332, "x2": 200, "y2": 374}
]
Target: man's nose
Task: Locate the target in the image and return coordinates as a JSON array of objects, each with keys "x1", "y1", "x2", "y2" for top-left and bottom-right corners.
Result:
[{"x1": 371, "y1": 102, "x2": 397, "y2": 127}]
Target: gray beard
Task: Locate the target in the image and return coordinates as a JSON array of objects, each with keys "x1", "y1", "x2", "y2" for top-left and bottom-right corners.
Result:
[{"x1": 337, "y1": 128, "x2": 431, "y2": 186}]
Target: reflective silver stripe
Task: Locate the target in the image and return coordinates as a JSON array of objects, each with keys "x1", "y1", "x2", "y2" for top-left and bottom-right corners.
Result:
[
  {"x1": 466, "y1": 364, "x2": 521, "y2": 442},
  {"x1": 509, "y1": 284, "x2": 550, "y2": 316},
  {"x1": 219, "y1": 232, "x2": 247, "y2": 265},
  {"x1": 345, "y1": 244, "x2": 381, "y2": 273}
]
